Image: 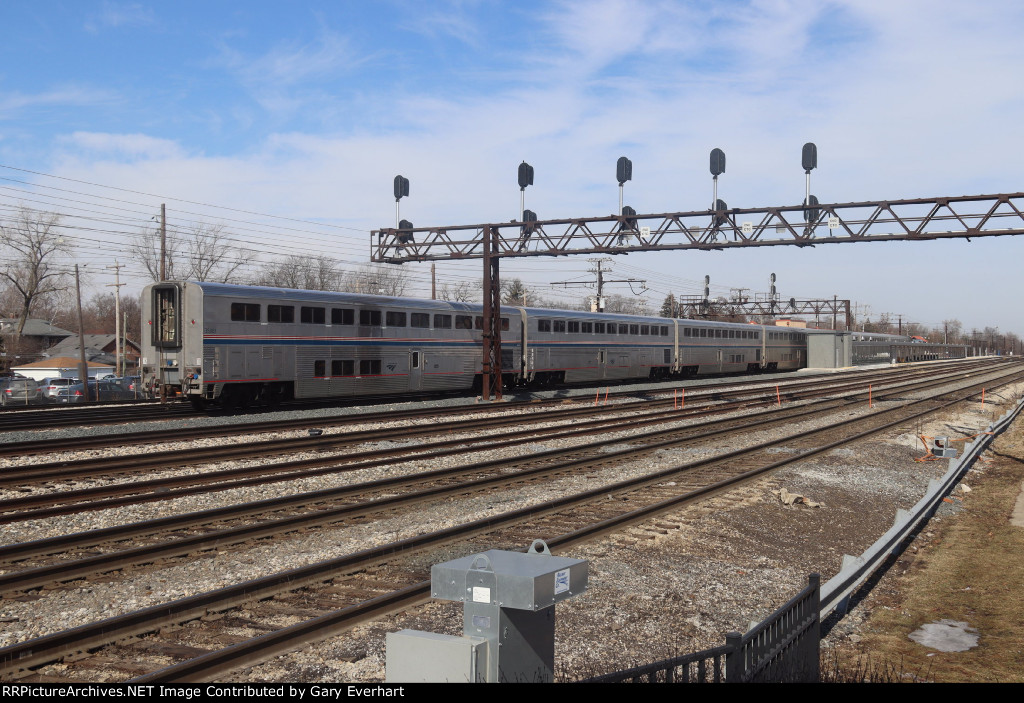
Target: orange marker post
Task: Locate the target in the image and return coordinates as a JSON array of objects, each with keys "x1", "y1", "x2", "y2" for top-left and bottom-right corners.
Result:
[
  {"x1": 595, "y1": 389, "x2": 599, "y2": 406},
  {"x1": 604, "y1": 387, "x2": 609, "y2": 405},
  {"x1": 776, "y1": 385, "x2": 781, "y2": 407},
  {"x1": 981, "y1": 388, "x2": 985, "y2": 409},
  {"x1": 681, "y1": 388, "x2": 685, "y2": 410},
  {"x1": 869, "y1": 384, "x2": 873, "y2": 409},
  {"x1": 674, "y1": 389, "x2": 678, "y2": 410}
]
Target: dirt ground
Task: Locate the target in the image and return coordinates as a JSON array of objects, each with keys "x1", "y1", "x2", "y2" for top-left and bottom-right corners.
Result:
[{"x1": 827, "y1": 409, "x2": 1024, "y2": 683}]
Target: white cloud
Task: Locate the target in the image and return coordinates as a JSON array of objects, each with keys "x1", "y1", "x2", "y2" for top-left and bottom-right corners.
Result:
[
  {"x1": 0, "y1": 86, "x2": 118, "y2": 119},
  {"x1": 60, "y1": 132, "x2": 186, "y2": 161},
  {"x1": 84, "y1": 1, "x2": 156, "y2": 33},
  {"x1": 34, "y1": 0, "x2": 1024, "y2": 331}
]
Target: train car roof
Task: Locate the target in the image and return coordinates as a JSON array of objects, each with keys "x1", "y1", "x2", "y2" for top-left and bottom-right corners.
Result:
[{"x1": 161, "y1": 282, "x2": 805, "y2": 328}]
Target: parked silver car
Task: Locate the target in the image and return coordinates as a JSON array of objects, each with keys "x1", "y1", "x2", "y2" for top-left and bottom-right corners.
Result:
[
  {"x1": 1, "y1": 378, "x2": 42, "y2": 405},
  {"x1": 38, "y1": 377, "x2": 80, "y2": 403}
]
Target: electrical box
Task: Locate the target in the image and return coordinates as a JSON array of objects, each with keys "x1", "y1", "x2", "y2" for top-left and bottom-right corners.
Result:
[{"x1": 386, "y1": 539, "x2": 588, "y2": 683}]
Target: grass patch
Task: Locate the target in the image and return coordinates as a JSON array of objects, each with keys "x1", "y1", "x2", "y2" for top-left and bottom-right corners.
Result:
[{"x1": 833, "y1": 412, "x2": 1024, "y2": 682}]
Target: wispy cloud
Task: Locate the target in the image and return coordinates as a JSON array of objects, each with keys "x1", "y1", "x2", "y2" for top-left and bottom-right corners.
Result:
[
  {"x1": 0, "y1": 86, "x2": 119, "y2": 118},
  {"x1": 59, "y1": 132, "x2": 186, "y2": 161},
  {"x1": 84, "y1": 1, "x2": 156, "y2": 33}
]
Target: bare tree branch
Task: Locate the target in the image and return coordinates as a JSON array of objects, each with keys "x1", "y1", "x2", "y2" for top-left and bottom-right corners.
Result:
[{"x1": 0, "y1": 206, "x2": 73, "y2": 339}]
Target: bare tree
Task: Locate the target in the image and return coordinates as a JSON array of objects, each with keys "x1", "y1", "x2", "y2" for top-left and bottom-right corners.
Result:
[
  {"x1": 185, "y1": 222, "x2": 246, "y2": 283},
  {"x1": 129, "y1": 224, "x2": 181, "y2": 281},
  {"x1": 439, "y1": 280, "x2": 479, "y2": 302},
  {"x1": 0, "y1": 206, "x2": 73, "y2": 340},
  {"x1": 340, "y1": 264, "x2": 410, "y2": 297},
  {"x1": 251, "y1": 255, "x2": 343, "y2": 291},
  {"x1": 130, "y1": 221, "x2": 246, "y2": 283},
  {"x1": 603, "y1": 294, "x2": 650, "y2": 316}
]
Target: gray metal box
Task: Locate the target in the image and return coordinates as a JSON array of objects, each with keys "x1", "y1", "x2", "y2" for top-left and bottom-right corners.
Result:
[
  {"x1": 385, "y1": 629, "x2": 488, "y2": 683},
  {"x1": 431, "y1": 548, "x2": 588, "y2": 611}
]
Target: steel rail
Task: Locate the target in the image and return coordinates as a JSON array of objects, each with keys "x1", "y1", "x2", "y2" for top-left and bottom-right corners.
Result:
[
  {"x1": 0, "y1": 359, "x2": 990, "y2": 458},
  {"x1": 0, "y1": 363, "x2": 998, "y2": 523},
  {"x1": 129, "y1": 371, "x2": 1024, "y2": 682},
  {"x1": 0, "y1": 361, "x2": 974, "y2": 485},
  {"x1": 2, "y1": 365, "x2": 977, "y2": 592},
  {"x1": 2, "y1": 367, "x2": 1019, "y2": 679}
]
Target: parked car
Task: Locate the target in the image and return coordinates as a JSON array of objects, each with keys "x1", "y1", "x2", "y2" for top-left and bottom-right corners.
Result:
[
  {"x1": 38, "y1": 377, "x2": 80, "y2": 403},
  {"x1": 54, "y1": 380, "x2": 133, "y2": 404},
  {"x1": 1, "y1": 378, "x2": 42, "y2": 406}
]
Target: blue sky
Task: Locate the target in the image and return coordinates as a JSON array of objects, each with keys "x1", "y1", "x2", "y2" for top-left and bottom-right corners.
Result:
[{"x1": 1, "y1": 0, "x2": 1022, "y2": 336}]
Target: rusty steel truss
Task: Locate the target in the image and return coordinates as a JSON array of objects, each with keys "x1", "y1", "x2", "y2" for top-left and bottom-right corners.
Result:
[
  {"x1": 678, "y1": 297, "x2": 853, "y2": 329},
  {"x1": 372, "y1": 192, "x2": 1024, "y2": 262},
  {"x1": 370, "y1": 192, "x2": 1024, "y2": 399}
]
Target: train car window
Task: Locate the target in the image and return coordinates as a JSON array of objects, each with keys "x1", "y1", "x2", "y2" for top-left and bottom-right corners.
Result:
[
  {"x1": 501, "y1": 317, "x2": 510, "y2": 331},
  {"x1": 661, "y1": 326, "x2": 669, "y2": 336},
  {"x1": 301, "y1": 306, "x2": 326, "y2": 324},
  {"x1": 360, "y1": 360, "x2": 382, "y2": 375},
  {"x1": 411, "y1": 313, "x2": 430, "y2": 328},
  {"x1": 386, "y1": 312, "x2": 407, "y2": 327},
  {"x1": 434, "y1": 314, "x2": 452, "y2": 329},
  {"x1": 699, "y1": 329, "x2": 707, "y2": 338},
  {"x1": 360, "y1": 310, "x2": 382, "y2": 326},
  {"x1": 332, "y1": 308, "x2": 354, "y2": 325},
  {"x1": 640, "y1": 325, "x2": 649, "y2": 335},
  {"x1": 754, "y1": 332, "x2": 759, "y2": 340},
  {"x1": 554, "y1": 321, "x2": 566, "y2": 333},
  {"x1": 715, "y1": 330, "x2": 723, "y2": 338},
  {"x1": 152, "y1": 284, "x2": 180, "y2": 348},
  {"x1": 411, "y1": 351, "x2": 420, "y2": 369},
  {"x1": 538, "y1": 319, "x2": 551, "y2": 332},
  {"x1": 628, "y1": 324, "x2": 638, "y2": 335},
  {"x1": 620, "y1": 324, "x2": 630, "y2": 334},
  {"x1": 568, "y1": 321, "x2": 580, "y2": 333},
  {"x1": 455, "y1": 315, "x2": 472, "y2": 330},
  {"x1": 332, "y1": 360, "x2": 354, "y2": 376},
  {"x1": 684, "y1": 328, "x2": 691, "y2": 337},
  {"x1": 268, "y1": 305, "x2": 295, "y2": 323},
  {"x1": 230, "y1": 303, "x2": 261, "y2": 322},
  {"x1": 607, "y1": 324, "x2": 617, "y2": 335},
  {"x1": 664, "y1": 349, "x2": 671, "y2": 363},
  {"x1": 581, "y1": 322, "x2": 593, "y2": 333},
  {"x1": 729, "y1": 330, "x2": 735, "y2": 338},
  {"x1": 314, "y1": 360, "x2": 326, "y2": 377},
  {"x1": 595, "y1": 322, "x2": 605, "y2": 334}
]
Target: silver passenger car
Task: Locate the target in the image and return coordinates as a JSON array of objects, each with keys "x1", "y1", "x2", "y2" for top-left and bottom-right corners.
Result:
[{"x1": 141, "y1": 281, "x2": 808, "y2": 409}]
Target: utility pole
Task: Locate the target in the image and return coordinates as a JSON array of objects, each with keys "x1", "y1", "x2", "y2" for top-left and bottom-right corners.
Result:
[
  {"x1": 431, "y1": 262, "x2": 436, "y2": 300},
  {"x1": 550, "y1": 258, "x2": 645, "y2": 313},
  {"x1": 74, "y1": 264, "x2": 90, "y2": 401},
  {"x1": 106, "y1": 261, "x2": 125, "y2": 377},
  {"x1": 160, "y1": 203, "x2": 167, "y2": 282}
]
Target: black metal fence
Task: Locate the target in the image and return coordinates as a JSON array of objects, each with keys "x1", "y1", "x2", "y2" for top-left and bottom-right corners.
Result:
[{"x1": 584, "y1": 574, "x2": 820, "y2": 683}]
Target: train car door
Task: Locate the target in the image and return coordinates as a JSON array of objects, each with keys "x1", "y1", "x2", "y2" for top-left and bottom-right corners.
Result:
[
  {"x1": 598, "y1": 349, "x2": 607, "y2": 379},
  {"x1": 409, "y1": 349, "x2": 422, "y2": 391},
  {"x1": 717, "y1": 348, "x2": 723, "y2": 372}
]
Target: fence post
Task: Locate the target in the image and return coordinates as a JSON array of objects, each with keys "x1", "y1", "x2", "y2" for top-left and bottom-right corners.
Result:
[
  {"x1": 724, "y1": 631, "x2": 743, "y2": 682},
  {"x1": 807, "y1": 573, "x2": 821, "y2": 682}
]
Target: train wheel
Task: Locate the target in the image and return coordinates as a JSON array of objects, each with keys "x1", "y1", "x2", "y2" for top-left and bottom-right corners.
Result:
[{"x1": 189, "y1": 397, "x2": 207, "y2": 411}]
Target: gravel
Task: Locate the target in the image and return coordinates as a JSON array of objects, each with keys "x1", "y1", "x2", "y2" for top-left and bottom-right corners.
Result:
[{"x1": 2, "y1": 364, "x2": 1016, "y2": 682}]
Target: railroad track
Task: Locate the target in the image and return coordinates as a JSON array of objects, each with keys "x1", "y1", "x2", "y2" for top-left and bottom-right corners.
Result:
[
  {"x1": 0, "y1": 360, "x2": 1006, "y2": 523},
  {"x1": 4, "y1": 362, "x2": 1009, "y2": 592},
  {"x1": 0, "y1": 362, "x2": 1020, "y2": 681},
  {"x1": 0, "y1": 358, "x2": 996, "y2": 458}
]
